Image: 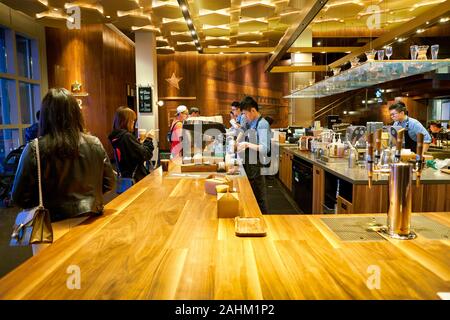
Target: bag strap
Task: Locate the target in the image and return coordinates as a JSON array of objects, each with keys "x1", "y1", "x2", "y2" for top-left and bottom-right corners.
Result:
[
  {"x1": 170, "y1": 120, "x2": 182, "y2": 135},
  {"x1": 34, "y1": 138, "x2": 44, "y2": 208}
]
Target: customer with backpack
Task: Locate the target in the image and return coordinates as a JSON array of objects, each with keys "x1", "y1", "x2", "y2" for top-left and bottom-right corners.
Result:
[
  {"x1": 108, "y1": 106, "x2": 154, "y2": 182},
  {"x1": 168, "y1": 105, "x2": 189, "y2": 162}
]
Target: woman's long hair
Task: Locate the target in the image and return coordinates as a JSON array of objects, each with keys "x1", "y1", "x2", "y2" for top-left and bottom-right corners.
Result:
[{"x1": 39, "y1": 88, "x2": 85, "y2": 159}]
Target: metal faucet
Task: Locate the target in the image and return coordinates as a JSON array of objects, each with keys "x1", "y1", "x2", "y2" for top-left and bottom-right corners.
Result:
[{"x1": 366, "y1": 129, "x2": 425, "y2": 240}]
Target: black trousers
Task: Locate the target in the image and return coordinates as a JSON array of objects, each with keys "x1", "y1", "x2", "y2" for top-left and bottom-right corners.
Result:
[{"x1": 248, "y1": 174, "x2": 268, "y2": 214}]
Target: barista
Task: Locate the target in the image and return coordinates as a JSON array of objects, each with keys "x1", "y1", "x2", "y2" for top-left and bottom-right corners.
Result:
[
  {"x1": 389, "y1": 102, "x2": 431, "y2": 154},
  {"x1": 236, "y1": 96, "x2": 271, "y2": 214},
  {"x1": 230, "y1": 101, "x2": 247, "y2": 130},
  {"x1": 428, "y1": 121, "x2": 447, "y2": 145}
]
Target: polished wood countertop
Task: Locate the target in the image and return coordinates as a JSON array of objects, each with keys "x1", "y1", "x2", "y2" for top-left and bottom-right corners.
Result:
[{"x1": 0, "y1": 165, "x2": 449, "y2": 299}]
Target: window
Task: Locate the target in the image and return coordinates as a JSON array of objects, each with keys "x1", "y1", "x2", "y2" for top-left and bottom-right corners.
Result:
[
  {"x1": 0, "y1": 128, "x2": 20, "y2": 170},
  {"x1": 0, "y1": 26, "x2": 41, "y2": 169},
  {"x1": 0, "y1": 78, "x2": 18, "y2": 125},
  {"x1": 19, "y1": 82, "x2": 40, "y2": 124}
]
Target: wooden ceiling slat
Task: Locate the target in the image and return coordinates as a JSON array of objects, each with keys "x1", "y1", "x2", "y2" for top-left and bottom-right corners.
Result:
[
  {"x1": 270, "y1": 65, "x2": 328, "y2": 73},
  {"x1": 264, "y1": 0, "x2": 329, "y2": 72}
]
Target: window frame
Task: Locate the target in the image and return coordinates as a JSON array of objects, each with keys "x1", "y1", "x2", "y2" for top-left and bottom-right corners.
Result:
[{"x1": 0, "y1": 25, "x2": 42, "y2": 146}]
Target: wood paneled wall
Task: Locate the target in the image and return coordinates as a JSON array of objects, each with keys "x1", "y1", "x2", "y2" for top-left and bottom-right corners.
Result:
[
  {"x1": 157, "y1": 53, "x2": 289, "y2": 151},
  {"x1": 45, "y1": 25, "x2": 136, "y2": 156}
]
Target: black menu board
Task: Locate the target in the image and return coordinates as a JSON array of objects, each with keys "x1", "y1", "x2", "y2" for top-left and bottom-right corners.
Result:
[{"x1": 138, "y1": 86, "x2": 152, "y2": 113}]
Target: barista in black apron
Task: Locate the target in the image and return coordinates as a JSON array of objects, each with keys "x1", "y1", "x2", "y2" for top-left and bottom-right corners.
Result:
[
  {"x1": 242, "y1": 116, "x2": 269, "y2": 214},
  {"x1": 389, "y1": 102, "x2": 431, "y2": 154},
  {"x1": 404, "y1": 118, "x2": 417, "y2": 153},
  {"x1": 238, "y1": 97, "x2": 271, "y2": 214}
]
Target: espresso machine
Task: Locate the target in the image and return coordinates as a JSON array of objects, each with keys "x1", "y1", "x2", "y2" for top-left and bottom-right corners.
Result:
[
  {"x1": 346, "y1": 126, "x2": 367, "y2": 167},
  {"x1": 367, "y1": 128, "x2": 425, "y2": 240}
]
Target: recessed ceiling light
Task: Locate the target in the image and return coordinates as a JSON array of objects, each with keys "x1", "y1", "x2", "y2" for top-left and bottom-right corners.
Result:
[
  {"x1": 321, "y1": 51, "x2": 326, "y2": 54},
  {"x1": 245, "y1": 52, "x2": 249, "y2": 54},
  {"x1": 220, "y1": 52, "x2": 224, "y2": 55},
  {"x1": 417, "y1": 29, "x2": 425, "y2": 33},
  {"x1": 106, "y1": 15, "x2": 111, "y2": 18},
  {"x1": 187, "y1": 19, "x2": 192, "y2": 24},
  {"x1": 317, "y1": 41, "x2": 322, "y2": 46},
  {"x1": 181, "y1": 5, "x2": 187, "y2": 11},
  {"x1": 191, "y1": 30, "x2": 196, "y2": 35},
  {"x1": 426, "y1": 21, "x2": 430, "y2": 24}
]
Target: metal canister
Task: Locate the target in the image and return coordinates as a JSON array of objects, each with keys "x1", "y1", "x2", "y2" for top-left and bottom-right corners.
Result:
[{"x1": 387, "y1": 162, "x2": 416, "y2": 239}]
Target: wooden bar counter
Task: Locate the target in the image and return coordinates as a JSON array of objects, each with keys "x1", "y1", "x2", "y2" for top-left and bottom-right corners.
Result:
[{"x1": 0, "y1": 164, "x2": 449, "y2": 300}]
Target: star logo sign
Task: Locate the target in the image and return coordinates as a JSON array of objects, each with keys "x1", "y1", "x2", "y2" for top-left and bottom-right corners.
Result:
[{"x1": 166, "y1": 72, "x2": 183, "y2": 90}]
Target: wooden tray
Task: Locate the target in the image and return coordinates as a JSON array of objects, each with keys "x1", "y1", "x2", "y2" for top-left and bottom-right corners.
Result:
[
  {"x1": 181, "y1": 163, "x2": 218, "y2": 172},
  {"x1": 235, "y1": 217, "x2": 266, "y2": 237}
]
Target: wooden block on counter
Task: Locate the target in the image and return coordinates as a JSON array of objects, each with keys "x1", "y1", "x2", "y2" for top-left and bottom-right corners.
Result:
[
  {"x1": 215, "y1": 184, "x2": 230, "y2": 193},
  {"x1": 217, "y1": 192, "x2": 239, "y2": 218},
  {"x1": 235, "y1": 217, "x2": 266, "y2": 237},
  {"x1": 205, "y1": 174, "x2": 233, "y2": 195},
  {"x1": 181, "y1": 163, "x2": 218, "y2": 172}
]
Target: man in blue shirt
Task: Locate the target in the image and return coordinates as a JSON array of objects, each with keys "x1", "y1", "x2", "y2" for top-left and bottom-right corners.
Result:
[
  {"x1": 236, "y1": 96, "x2": 271, "y2": 213},
  {"x1": 230, "y1": 101, "x2": 247, "y2": 130},
  {"x1": 389, "y1": 102, "x2": 431, "y2": 154}
]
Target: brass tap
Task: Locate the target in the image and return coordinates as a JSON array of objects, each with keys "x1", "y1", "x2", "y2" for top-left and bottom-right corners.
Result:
[
  {"x1": 367, "y1": 132, "x2": 374, "y2": 189},
  {"x1": 415, "y1": 133, "x2": 425, "y2": 186}
]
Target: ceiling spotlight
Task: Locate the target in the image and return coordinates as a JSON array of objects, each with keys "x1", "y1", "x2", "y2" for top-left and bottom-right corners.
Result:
[
  {"x1": 157, "y1": 100, "x2": 164, "y2": 107},
  {"x1": 362, "y1": 100, "x2": 366, "y2": 104},
  {"x1": 416, "y1": 29, "x2": 425, "y2": 33},
  {"x1": 220, "y1": 52, "x2": 224, "y2": 55},
  {"x1": 181, "y1": 4, "x2": 187, "y2": 11},
  {"x1": 317, "y1": 41, "x2": 322, "y2": 46},
  {"x1": 440, "y1": 17, "x2": 449, "y2": 23},
  {"x1": 398, "y1": 38, "x2": 405, "y2": 42},
  {"x1": 245, "y1": 52, "x2": 249, "y2": 54},
  {"x1": 191, "y1": 30, "x2": 196, "y2": 35},
  {"x1": 321, "y1": 51, "x2": 326, "y2": 54},
  {"x1": 106, "y1": 15, "x2": 111, "y2": 18},
  {"x1": 53, "y1": 8, "x2": 58, "y2": 11},
  {"x1": 426, "y1": 21, "x2": 430, "y2": 24},
  {"x1": 187, "y1": 19, "x2": 192, "y2": 24}
]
